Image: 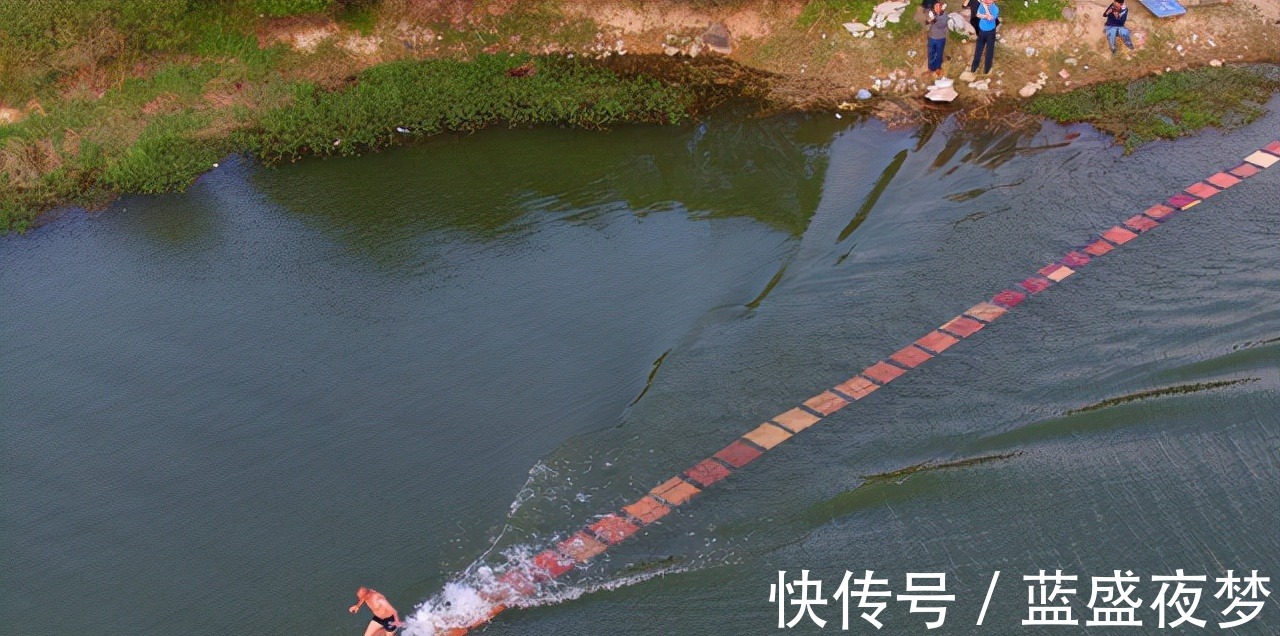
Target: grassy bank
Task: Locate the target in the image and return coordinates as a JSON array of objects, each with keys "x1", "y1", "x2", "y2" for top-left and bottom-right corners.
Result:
[
  {"x1": 249, "y1": 54, "x2": 696, "y2": 162},
  {"x1": 1028, "y1": 65, "x2": 1280, "y2": 151},
  {"x1": 3, "y1": 0, "x2": 1280, "y2": 232},
  {"x1": 0, "y1": 51, "x2": 723, "y2": 232}
]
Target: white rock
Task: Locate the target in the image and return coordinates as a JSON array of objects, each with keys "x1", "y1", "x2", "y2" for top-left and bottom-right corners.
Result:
[
  {"x1": 969, "y1": 78, "x2": 990, "y2": 90},
  {"x1": 1209, "y1": 59, "x2": 1223, "y2": 67},
  {"x1": 874, "y1": 0, "x2": 908, "y2": 14},
  {"x1": 908, "y1": 49, "x2": 918, "y2": 58},
  {"x1": 1025, "y1": 46, "x2": 1036, "y2": 56},
  {"x1": 865, "y1": 30, "x2": 876, "y2": 38},
  {"x1": 925, "y1": 86, "x2": 959, "y2": 102},
  {"x1": 663, "y1": 44, "x2": 680, "y2": 56},
  {"x1": 959, "y1": 70, "x2": 977, "y2": 82},
  {"x1": 947, "y1": 12, "x2": 976, "y2": 37},
  {"x1": 1059, "y1": 69, "x2": 1070, "y2": 79},
  {"x1": 844, "y1": 21, "x2": 870, "y2": 35},
  {"x1": 1065, "y1": 57, "x2": 1078, "y2": 66},
  {"x1": 856, "y1": 88, "x2": 873, "y2": 100},
  {"x1": 1019, "y1": 83, "x2": 1039, "y2": 97}
]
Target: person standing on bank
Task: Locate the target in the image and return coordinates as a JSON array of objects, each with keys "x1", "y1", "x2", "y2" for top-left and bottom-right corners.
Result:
[
  {"x1": 926, "y1": 2, "x2": 949, "y2": 78},
  {"x1": 1103, "y1": 0, "x2": 1135, "y2": 54},
  {"x1": 969, "y1": 0, "x2": 999, "y2": 75}
]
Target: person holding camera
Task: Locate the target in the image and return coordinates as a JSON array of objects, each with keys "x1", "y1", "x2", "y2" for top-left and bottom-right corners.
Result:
[
  {"x1": 925, "y1": 1, "x2": 950, "y2": 78},
  {"x1": 1103, "y1": 0, "x2": 1135, "y2": 54},
  {"x1": 969, "y1": 0, "x2": 999, "y2": 75}
]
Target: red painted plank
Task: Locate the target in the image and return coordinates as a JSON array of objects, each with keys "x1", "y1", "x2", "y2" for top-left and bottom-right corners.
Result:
[
  {"x1": 1206, "y1": 172, "x2": 1241, "y2": 189},
  {"x1": 714, "y1": 440, "x2": 763, "y2": 468},
  {"x1": 1167, "y1": 193, "x2": 1200, "y2": 210},
  {"x1": 940, "y1": 315, "x2": 985, "y2": 337},
  {"x1": 1185, "y1": 182, "x2": 1219, "y2": 200},
  {"x1": 863, "y1": 361, "x2": 906, "y2": 384},
  {"x1": 834, "y1": 375, "x2": 879, "y2": 399},
  {"x1": 650, "y1": 476, "x2": 700, "y2": 506},
  {"x1": 1143, "y1": 204, "x2": 1175, "y2": 220},
  {"x1": 965, "y1": 302, "x2": 1007, "y2": 322},
  {"x1": 802, "y1": 391, "x2": 850, "y2": 416},
  {"x1": 1101, "y1": 226, "x2": 1139, "y2": 245},
  {"x1": 1264, "y1": 141, "x2": 1280, "y2": 155},
  {"x1": 1021, "y1": 277, "x2": 1051, "y2": 294},
  {"x1": 650, "y1": 478, "x2": 698, "y2": 505},
  {"x1": 1038, "y1": 264, "x2": 1064, "y2": 278},
  {"x1": 531, "y1": 550, "x2": 575, "y2": 579},
  {"x1": 557, "y1": 531, "x2": 608, "y2": 563},
  {"x1": 915, "y1": 330, "x2": 960, "y2": 353},
  {"x1": 743, "y1": 423, "x2": 792, "y2": 450},
  {"x1": 589, "y1": 514, "x2": 641, "y2": 545},
  {"x1": 1124, "y1": 214, "x2": 1159, "y2": 233},
  {"x1": 497, "y1": 569, "x2": 538, "y2": 597},
  {"x1": 773, "y1": 407, "x2": 821, "y2": 432},
  {"x1": 992, "y1": 289, "x2": 1026, "y2": 308},
  {"x1": 1061, "y1": 251, "x2": 1091, "y2": 268},
  {"x1": 622, "y1": 496, "x2": 671, "y2": 525},
  {"x1": 890, "y1": 345, "x2": 933, "y2": 368},
  {"x1": 1045, "y1": 266, "x2": 1075, "y2": 282},
  {"x1": 1229, "y1": 162, "x2": 1260, "y2": 179},
  {"x1": 1083, "y1": 239, "x2": 1114, "y2": 256},
  {"x1": 684, "y1": 458, "x2": 731, "y2": 487}
]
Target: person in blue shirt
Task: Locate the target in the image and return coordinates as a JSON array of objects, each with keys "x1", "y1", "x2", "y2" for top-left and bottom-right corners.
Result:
[
  {"x1": 969, "y1": 0, "x2": 999, "y2": 74},
  {"x1": 1103, "y1": 0, "x2": 1135, "y2": 54}
]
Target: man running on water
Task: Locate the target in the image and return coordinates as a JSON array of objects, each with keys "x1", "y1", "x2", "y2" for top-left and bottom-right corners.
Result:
[{"x1": 349, "y1": 587, "x2": 403, "y2": 635}]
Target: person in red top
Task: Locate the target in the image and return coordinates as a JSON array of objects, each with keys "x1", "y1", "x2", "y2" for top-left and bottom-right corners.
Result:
[{"x1": 349, "y1": 587, "x2": 403, "y2": 635}]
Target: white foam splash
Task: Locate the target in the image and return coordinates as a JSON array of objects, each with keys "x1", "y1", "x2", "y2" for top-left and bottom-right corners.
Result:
[{"x1": 403, "y1": 549, "x2": 694, "y2": 635}]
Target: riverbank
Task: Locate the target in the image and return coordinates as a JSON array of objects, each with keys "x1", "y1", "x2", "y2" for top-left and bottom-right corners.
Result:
[{"x1": 2, "y1": 0, "x2": 1278, "y2": 232}]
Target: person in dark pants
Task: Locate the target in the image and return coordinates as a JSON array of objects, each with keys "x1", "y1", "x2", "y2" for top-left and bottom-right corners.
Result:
[
  {"x1": 926, "y1": 2, "x2": 949, "y2": 78},
  {"x1": 1103, "y1": 0, "x2": 1135, "y2": 54},
  {"x1": 969, "y1": 0, "x2": 999, "y2": 74},
  {"x1": 966, "y1": 0, "x2": 982, "y2": 35},
  {"x1": 350, "y1": 587, "x2": 403, "y2": 635}
]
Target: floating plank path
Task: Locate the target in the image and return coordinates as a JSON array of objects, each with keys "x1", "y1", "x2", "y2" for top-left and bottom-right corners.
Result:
[{"x1": 432, "y1": 140, "x2": 1280, "y2": 636}]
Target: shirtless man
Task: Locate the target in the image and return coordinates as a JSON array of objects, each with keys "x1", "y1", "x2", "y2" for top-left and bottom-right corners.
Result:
[{"x1": 349, "y1": 587, "x2": 403, "y2": 635}]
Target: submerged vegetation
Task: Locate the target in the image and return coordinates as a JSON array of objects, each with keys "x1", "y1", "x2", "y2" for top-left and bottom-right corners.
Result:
[
  {"x1": 1028, "y1": 66, "x2": 1280, "y2": 152},
  {"x1": 1064, "y1": 377, "x2": 1258, "y2": 415}
]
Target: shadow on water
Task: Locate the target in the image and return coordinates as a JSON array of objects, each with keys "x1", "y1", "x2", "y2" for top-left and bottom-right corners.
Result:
[{"x1": 249, "y1": 107, "x2": 854, "y2": 268}]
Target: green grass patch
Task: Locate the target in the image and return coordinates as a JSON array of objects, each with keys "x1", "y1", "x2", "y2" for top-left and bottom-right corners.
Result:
[
  {"x1": 255, "y1": 0, "x2": 332, "y2": 17},
  {"x1": 798, "y1": 0, "x2": 920, "y2": 35},
  {"x1": 99, "y1": 111, "x2": 226, "y2": 194},
  {"x1": 997, "y1": 0, "x2": 1069, "y2": 24},
  {"x1": 248, "y1": 54, "x2": 698, "y2": 162},
  {"x1": 1028, "y1": 66, "x2": 1280, "y2": 151}
]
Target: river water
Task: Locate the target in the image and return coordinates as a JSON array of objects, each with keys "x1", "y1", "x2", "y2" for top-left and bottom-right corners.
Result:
[{"x1": 2, "y1": 99, "x2": 1277, "y2": 635}]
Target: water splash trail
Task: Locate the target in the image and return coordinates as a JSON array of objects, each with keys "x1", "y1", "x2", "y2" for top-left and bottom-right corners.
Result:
[{"x1": 404, "y1": 141, "x2": 1280, "y2": 635}]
